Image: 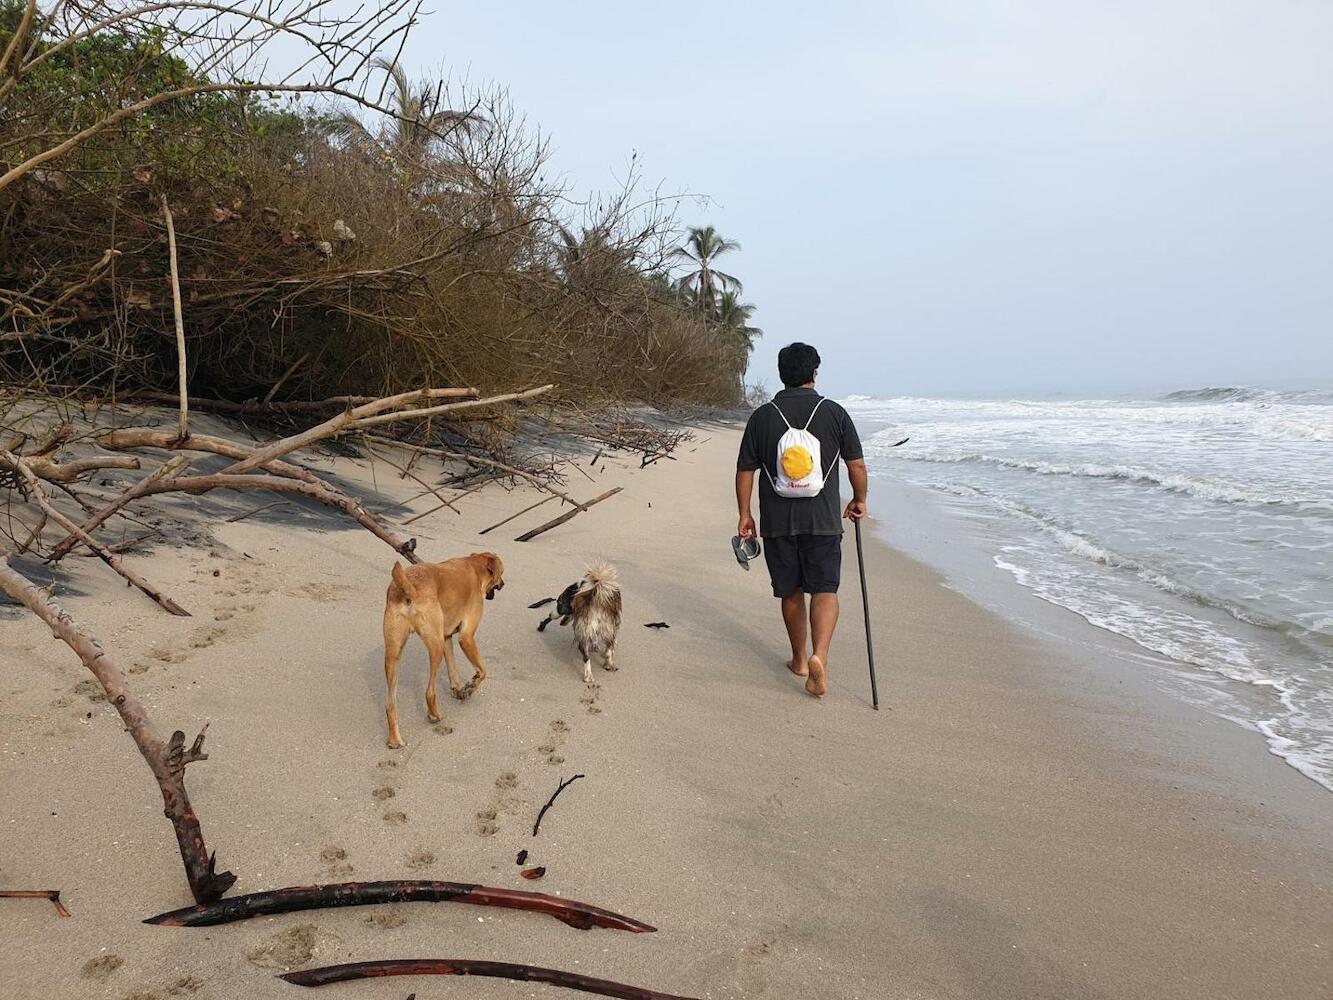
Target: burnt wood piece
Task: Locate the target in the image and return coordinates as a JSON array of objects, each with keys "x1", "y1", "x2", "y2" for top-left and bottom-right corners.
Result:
[
  {"x1": 144, "y1": 880, "x2": 654, "y2": 932},
  {"x1": 280, "y1": 958, "x2": 699, "y2": 999}
]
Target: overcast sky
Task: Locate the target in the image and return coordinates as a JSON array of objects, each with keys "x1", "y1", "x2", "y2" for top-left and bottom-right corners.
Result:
[{"x1": 388, "y1": 1, "x2": 1332, "y2": 398}]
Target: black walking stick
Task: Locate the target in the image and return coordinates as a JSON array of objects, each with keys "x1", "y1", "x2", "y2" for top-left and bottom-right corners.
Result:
[{"x1": 853, "y1": 518, "x2": 879, "y2": 710}]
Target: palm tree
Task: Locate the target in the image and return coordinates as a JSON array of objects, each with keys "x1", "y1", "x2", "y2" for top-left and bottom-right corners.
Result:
[
  {"x1": 715, "y1": 290, "x2": 762, "y2": 357},
  {"x1": 671, "y1": 225, "x2": 742, "y2": 317},
  {"x1": 329, "y1": 58, "x2": 477, "y2": 155}
]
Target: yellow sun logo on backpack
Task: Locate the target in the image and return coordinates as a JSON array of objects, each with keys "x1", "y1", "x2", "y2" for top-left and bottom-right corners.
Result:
[{"x1": 765, "y1": 397, "x2": 838, "y2": 498}]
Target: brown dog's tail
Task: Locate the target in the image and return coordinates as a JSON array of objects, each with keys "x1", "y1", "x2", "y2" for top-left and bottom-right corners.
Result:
[{"x1": 389, "y1": 562, "x2": 416, "y2": 607}]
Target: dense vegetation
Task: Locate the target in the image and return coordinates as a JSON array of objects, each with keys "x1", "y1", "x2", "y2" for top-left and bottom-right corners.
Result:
[{"x1": 0, "y1": 0, "x2": 760, "y2": 407}]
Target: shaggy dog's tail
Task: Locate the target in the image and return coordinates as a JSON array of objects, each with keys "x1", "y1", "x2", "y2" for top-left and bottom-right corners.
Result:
[{"x1": 584, "y1": 562, "x2": 620, "y2": 596}]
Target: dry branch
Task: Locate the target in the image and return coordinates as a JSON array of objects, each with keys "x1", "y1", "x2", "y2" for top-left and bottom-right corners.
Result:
[
  {"x1": 478, "y1": 495, "x2": 556, "y2": 535},
  {"x1": 0, "y1": 559, "x2": 233, "y2": 904},
  {"x1": 47, "y1": 455, "x2": 191, "y2": 563},
  {"x1": 1, "y1": 451, "x2": 141, "y2": 483},
  {"x1": 161, "y1": 194, "x2": 189, "y2": 439},
  {"x1": 533, "y1": 773, "x2": 585, "y2": 836},
  {"x1": 2, "y1": 451, "x2": 190, "y2": 615},
  {"x1": 218, "y1": 386, "x2": 484, "y2": 475},
  {"x1": 134, "y1": 473, "x2": 419, "y2": 562},
  {"x1": 96, "y1": 429, "x2": 319, "y2": 483},
  {"x1": 515, "y1": 487, "x2": 623, "y2": 542}
]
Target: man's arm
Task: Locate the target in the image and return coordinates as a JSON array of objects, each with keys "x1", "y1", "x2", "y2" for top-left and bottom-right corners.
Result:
[
  {"x1": 843, "y1": 458, "x2": 868, "y2": 521},
  {"x1": 736, "y1": 469, "x2": 757, "y2": 539}
]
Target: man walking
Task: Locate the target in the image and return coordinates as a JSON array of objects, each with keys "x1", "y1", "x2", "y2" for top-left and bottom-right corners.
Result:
[{"x1": 736, "y1": 343, "x2": 868, "y2": 697}]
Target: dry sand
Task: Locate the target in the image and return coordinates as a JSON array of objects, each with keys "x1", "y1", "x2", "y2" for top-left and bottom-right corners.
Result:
[{"x1": 1, "y1": 421, "x2": 1329, "y2": 1000}]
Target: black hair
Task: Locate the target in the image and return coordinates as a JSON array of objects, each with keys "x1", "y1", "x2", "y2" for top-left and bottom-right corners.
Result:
[{"x1": 777, "y1": 342, "x2": 820, "y2": 388}]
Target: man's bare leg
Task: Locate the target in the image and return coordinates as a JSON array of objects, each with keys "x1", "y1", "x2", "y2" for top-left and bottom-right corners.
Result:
[
  {"x1": 781, "y1": 592, "x2": 809, "y2": 676},
  {"x1": 806, "y1": 592, "x2": 840, "y2": 697}
]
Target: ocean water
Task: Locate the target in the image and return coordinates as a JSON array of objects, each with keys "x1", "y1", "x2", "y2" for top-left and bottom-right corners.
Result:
[{"x1": 844, "y1": 388, "x2": 1333, "y2": 792}]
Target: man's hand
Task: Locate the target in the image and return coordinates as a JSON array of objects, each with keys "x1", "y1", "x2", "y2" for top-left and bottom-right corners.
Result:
[
  {"x1": 844, "y1": 458, "x2": 869, "y2": 523},
  {"x1": 735, "y1": 469, "x2": 757, "y2": 539}
]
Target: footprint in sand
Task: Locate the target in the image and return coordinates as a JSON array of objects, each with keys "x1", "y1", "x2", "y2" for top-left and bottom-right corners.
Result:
[
  {"x1": 489, "y1": 770, "x2": 526, "y2": 815},
  {"x1": 286, "y1": 581, "x2": 350, "y2": 602},
  {"x1": 382, "y1": 809, "x2": 408, "y2": 825},
  {"x1": 128, "y1": 661, "x2": 150, "y2": 675},
  {"x1": 149, "y1": 644, "x2": 188, "y2": 665},
  {"x1": 537, "y1": 720, "x2": 572, "y2": 764},
  {"x1": 371, "y1": 785, "x2": 396, "y2": 802},
  {"x1": 475, "y1": 806, "x2": 498, "y2": 837},
  {"x1": 80, "y1": 954, "x2": 123, "y2": 981},
  {"x1": 187, "y1": 626, "x2": 227, "y2": 650},
  {"x1": 50, "y1": 693, "x2": 75, "y2": 709},
  {"x1": 405, "y1": 847, "x2": 437, "y2": 871},
  {"x1": 579, "y1": 682, "x2": 604, "y2": 715},
  {"x1": 73, "y1": 678, "x2": 105, "y2": 703},
  {"x1": 318, "y1": 845, "x2": 354, "y2": 878},
  {"x1": 245, "y1": 924, "x2": 319, "y2": 970},
  {"x1": 166, "y1": 975, "x2": 203, "y2": 996}
]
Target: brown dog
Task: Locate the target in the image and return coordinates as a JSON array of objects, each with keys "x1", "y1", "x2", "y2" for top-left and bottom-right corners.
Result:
[{"x1": 381, "y1": 552, "x2": 505, "y2": 748}]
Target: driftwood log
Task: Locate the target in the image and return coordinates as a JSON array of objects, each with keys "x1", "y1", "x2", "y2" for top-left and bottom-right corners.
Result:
[
  {"x1": 279, "y1": 959, "x2": 699, "y2": 1000},
  {"x1": 144, "y1": 880, "x2": 656, "y2": 932},
  {"x1": 0, "y1": 559, "x2": 234, "y2": 903}
]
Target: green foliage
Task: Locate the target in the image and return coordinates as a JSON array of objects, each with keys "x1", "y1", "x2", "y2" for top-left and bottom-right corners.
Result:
[{"x1": 2, "y1": 8, "x2": 744, "y2": 406}]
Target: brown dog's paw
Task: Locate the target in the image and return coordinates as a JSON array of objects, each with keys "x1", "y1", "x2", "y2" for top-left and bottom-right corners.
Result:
[
  {"x1": 386, "y1": 736, "x2": 405, "y2": 750},
  {"x1": 450, "y1": 686, "x2": 467, "y2": 701}
]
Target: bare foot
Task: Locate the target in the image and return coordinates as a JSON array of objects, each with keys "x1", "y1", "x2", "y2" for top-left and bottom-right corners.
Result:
[
  {"x1": 805, "y1": 655, "x2": 827, "y2": 698},
  {"x1": 786, "y1": 658, "x2": 809, "y2": 678}
]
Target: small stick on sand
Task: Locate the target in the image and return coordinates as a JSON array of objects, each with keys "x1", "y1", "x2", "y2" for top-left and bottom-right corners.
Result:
[
  {"x1": 515, "y1": 489, "x2": 622, "y2": 543},
  {"x1": 478, "y1": 495, "x2": 557, "y2": 536},
  {"x1": 533, "y1": 774, "x2": 585, "y2": 836},
  {"x1": 223, "y1": 500, "x2": 291, "y2": 524},
  {"x1": 0, "y1": 889, "x2": 71, "y2": 918}
]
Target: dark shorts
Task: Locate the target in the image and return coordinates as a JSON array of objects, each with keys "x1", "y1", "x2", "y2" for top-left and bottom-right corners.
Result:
[{"x1": 762, "y1": 534, "x2": 842, "y2": 598}]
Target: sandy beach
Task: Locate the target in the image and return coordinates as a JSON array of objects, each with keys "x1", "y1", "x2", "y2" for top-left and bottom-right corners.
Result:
[{"x1": 1, "y1": 419, "x2": 1329, "y2": 1000}]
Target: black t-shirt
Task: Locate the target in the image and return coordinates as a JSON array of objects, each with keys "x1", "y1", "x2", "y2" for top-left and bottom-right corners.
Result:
[{"x1": 737, "y1": 387, "x2": 864, "y2": 538}]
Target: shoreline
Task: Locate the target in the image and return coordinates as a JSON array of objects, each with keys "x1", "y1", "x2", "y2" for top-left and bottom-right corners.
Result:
[
  {"x1": 1, "y1": 419, "x2": 1330, "y2": 999},
  {"x1": 868, "y1": 473, "x2": 1333, "y2": 802}
]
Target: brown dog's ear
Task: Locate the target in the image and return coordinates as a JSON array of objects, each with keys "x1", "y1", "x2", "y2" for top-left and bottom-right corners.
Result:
[{"x1": 486, "y1": 553, "x2": 501, "y2": 579}]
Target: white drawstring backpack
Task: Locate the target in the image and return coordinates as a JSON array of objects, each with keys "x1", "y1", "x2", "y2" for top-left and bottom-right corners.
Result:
[{"x1": 764, "y1": 397, "x2": 839, "y2": 498}]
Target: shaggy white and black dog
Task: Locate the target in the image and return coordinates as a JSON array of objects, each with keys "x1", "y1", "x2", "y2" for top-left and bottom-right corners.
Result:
[{"x1": 536, "y1": 563, "x2": 622, "y2": 683}]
